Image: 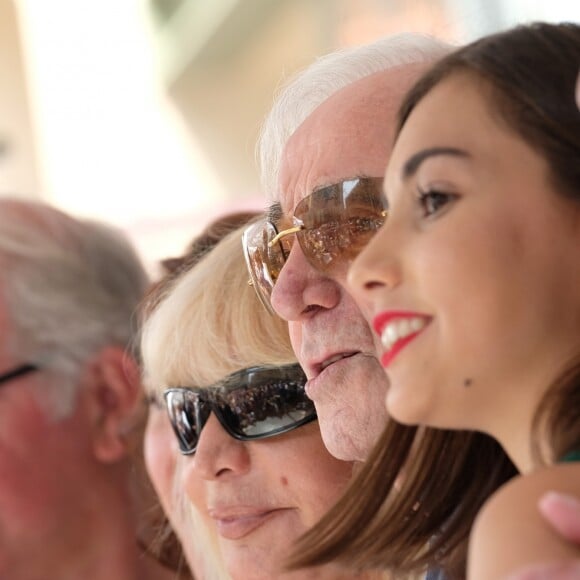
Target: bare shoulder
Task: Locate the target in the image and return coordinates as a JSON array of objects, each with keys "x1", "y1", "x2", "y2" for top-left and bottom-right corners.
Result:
[{"x1": 468, "y1": 463, "x2": 580, "y2": 580}]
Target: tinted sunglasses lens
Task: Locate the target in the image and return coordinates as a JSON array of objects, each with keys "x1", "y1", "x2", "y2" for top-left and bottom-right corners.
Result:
[
  {"x1": 265, "y1": 222, "x2": 291, "y2": 282},
  {"x1": 242, "y1": 221, "x2": 288, "y2": 312},
  {"x1": 295, "y1": 177, "x2": 386, "y2": 276},
  {"x1": 213, "y1": 365, "x2": 315, "y2": 439},
  {"x1": 164, "y1": 390, "x2": 211, "y2": 454}
]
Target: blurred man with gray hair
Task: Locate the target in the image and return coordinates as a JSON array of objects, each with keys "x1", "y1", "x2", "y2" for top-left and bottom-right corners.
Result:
[{"x1": 0, "y1": 199, "x2": 179, "y2": 580}]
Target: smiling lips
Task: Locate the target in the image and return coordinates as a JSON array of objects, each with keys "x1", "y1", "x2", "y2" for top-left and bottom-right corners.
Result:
[{"x1": 372, "y1": 312, "x2": 430, "y2": 368}]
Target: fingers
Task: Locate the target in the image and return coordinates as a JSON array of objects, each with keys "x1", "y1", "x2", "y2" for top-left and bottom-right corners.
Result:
[{"x1": 539, "y1": 491, "x2": 580, "y2": 543}]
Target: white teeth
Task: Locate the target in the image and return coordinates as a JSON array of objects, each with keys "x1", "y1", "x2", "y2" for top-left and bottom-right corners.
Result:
[{"x1": 381, "y1": 317, "x2": 427, "y2": 351}]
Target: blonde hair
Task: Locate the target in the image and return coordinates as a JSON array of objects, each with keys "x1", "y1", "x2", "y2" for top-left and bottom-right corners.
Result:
[
  {"x1": 141, "y1": 222, "x2": 295, "y2": 392},
  {"x1": 141, "y1": 223, "x2": 297, "y2": 579}
]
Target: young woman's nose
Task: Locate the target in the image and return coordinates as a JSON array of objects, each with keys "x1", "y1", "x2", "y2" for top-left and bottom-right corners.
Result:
[
  {"x1": 347, "y1": 223, "x2": 403, "y2": 304},
  {"x1": 190, "y1": 414, "x2": 251, "y2": 480}
]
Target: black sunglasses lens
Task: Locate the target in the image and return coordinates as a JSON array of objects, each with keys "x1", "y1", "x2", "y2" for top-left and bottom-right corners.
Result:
[
  {"x1": 214, "y1": 365, "x2": 315, "y2": 439},
  {"x1": 164, "y1": 390, "x2": 210, "y2": 454}
]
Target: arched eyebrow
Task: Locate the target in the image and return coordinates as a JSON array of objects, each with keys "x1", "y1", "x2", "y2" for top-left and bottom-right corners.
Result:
[{"x1": 402, "y1": 147, "x2": 470, "y2": 180}]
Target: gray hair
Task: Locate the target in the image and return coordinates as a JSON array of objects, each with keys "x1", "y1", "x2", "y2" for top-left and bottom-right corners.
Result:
[
  {"x1": 0, "y1": 199, "x2": 149, "y2": 416},
  {"x1": 258, "y1": 33, "x2": 454, "y2": 198}
]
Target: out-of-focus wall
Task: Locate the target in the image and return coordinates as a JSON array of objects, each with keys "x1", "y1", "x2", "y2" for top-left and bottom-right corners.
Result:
[
  {"x1": 13, "y1": 0, "x2": 234, "y2": 273},
  {"x1": 153, "y1": 0, "x2": 460, "y2": 204},
  {"x1": 0, "y1": 0, "x2": 39, "y2": 197},
  {"x1": 156, "y1": 0, "x2": 580, "y2": 211},
  {"x1": 162, "y1": 0, "x2": 342, "y2": 199},
  {"x1": 2, "y1": 0, "x2": 578, "y2": 272}
]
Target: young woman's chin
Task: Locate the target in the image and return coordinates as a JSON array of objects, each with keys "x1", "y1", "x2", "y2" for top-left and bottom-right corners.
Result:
[
  {"x1": 385, "y1": 375, "x2": 433, "y2": 427},
  {"x1": 386, "y1": 379, "x2": 464, "y2": 431}
]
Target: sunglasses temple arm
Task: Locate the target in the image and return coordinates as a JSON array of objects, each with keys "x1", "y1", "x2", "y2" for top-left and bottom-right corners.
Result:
[{"x1": 268, "y1": 226, "x2": 302, "y2": 248}]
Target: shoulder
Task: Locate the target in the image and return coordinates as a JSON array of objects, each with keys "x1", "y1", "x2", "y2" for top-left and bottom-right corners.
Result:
[{"x1": 468, "y1": 464, "x2": 580, "y2": 580}]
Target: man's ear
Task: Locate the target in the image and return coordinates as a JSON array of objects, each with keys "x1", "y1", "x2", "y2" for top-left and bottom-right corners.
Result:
[{"x1": 86, "y1": 346, "x2": 143, "y2": 464}]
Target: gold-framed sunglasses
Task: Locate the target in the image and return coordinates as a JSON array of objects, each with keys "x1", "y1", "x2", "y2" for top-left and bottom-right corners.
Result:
[{"x1": 242, "y1": 177, "x2": 387, "y2": 314}]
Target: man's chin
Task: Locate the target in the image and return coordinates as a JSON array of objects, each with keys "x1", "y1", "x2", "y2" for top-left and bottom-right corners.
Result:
[{"x1": 318, "y1": 412, "x2": 369, "y2": 462}]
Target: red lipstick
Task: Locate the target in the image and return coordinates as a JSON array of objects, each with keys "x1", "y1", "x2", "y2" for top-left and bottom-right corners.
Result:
[{"x1": 372, "y1": 311, "x2": 430, "y2": 368}]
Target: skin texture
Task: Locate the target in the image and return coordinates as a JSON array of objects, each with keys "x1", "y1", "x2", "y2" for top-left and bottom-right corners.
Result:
[
  {"x1": 539, "y1": 492, "x2": 580, "y2": 543},
  {"x1": 348, "y1": 73, "x2": 580, "y2": 577},
  {"x1": 145, "y1": 408, "x2": 355, "y2": 580},
  {"x1": 349, "y1": 73, "x2": 580, "y2": 465},
  {"x1": 144, "y1": 406, "x2": 208, "y2": 576},
  {"x1": 469, "y1": 466, "x2": 580, "y2": 579},
  {"x1": 0, "y1": 298, "x2": 169, "y2": 580},
  {"x1": 271, "y1": 63, "x2": 430, "y2": 461},
  {"x1": 506, "y1": 493, "x2": 580, "y2": 580},
  {"x1": 0, "y1": 372, "x2": 108, "y2": 579}
]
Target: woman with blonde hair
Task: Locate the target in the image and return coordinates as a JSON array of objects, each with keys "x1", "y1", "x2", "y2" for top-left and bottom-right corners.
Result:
[{"x1": 140, "y1": 222, "x2": 380, "y2": 579}]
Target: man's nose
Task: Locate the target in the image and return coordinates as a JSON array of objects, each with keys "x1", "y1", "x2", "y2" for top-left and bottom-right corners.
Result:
[{"x1": 270, "y1": 241, "x2": 342, "y2": 321}]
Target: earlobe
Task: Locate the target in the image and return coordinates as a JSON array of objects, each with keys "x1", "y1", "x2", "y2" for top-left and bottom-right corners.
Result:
[{"x1": 89, "y1": 346, "x2": 144, "y2": 464}]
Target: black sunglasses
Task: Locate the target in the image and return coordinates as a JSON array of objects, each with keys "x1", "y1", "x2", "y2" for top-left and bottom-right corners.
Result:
[
  {"x1": 163, "y1": 363, "x2": 316, "y2": 455},
  {"x1": 0, "y1": 363, "x2": 39, "y2": 388}
]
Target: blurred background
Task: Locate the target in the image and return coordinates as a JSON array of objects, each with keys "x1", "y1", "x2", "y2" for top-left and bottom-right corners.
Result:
[{"x1": 1, "y1": 0, "x2": 578, "y2": 273}]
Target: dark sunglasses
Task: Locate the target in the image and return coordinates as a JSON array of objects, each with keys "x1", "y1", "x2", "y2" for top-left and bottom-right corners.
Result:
[
  {"x1": 163, "y1": 363, "x2": 316, "y2": 455},
  {"x1": 0, "y1": 363, "x2": 39, "y2": 388},
  {"x1": 242, "y1": 177, "x2": 387, "y2": 314}
]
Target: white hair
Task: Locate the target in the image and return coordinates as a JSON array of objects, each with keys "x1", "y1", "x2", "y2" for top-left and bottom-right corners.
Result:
[
  {"x1": 258, "y1": 33, "x2": 454, "y2": 198},
  {"x1": 0, "y1": 199, "x2": 149, "y2": 416}
]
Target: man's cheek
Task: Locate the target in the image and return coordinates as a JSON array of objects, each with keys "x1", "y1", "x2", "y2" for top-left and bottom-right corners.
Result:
[{"x1": 288, "y1": 322, "x2": 302, "y2": 354}]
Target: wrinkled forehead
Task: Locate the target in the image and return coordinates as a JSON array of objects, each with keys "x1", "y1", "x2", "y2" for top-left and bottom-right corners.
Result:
[{"x1": 276, "y1": 64, "x2": 429, "y2": 215}]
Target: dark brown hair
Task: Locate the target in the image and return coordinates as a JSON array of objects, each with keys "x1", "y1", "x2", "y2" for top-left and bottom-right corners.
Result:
[
  {"x1": 290, "y1": 426, "x2": 514, "y2": 578},
  {"x1": 289, "y1": 21, "x2": 580, "y2": 578}
]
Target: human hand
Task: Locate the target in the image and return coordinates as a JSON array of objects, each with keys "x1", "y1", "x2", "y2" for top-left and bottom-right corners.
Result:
[
  {"x1": 505, "y1": 492, "x2": 580, "y2": 579},
  {"x1": 539, "y1": 491, "x2": 580, "y2": 543}
]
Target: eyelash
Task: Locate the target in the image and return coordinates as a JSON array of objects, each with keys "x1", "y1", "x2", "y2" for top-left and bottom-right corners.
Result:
[{"x1": 416, "y1": 188, "x2": 457, "y2": 218}]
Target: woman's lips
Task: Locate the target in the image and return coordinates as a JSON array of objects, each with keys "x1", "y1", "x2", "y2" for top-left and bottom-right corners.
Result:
[
  {"x1": 211, "y1": 508, "x2": 290, "y2": 540},
  {"x1": 372, "y1": 311, "x2": 431, "y2": 368}
]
